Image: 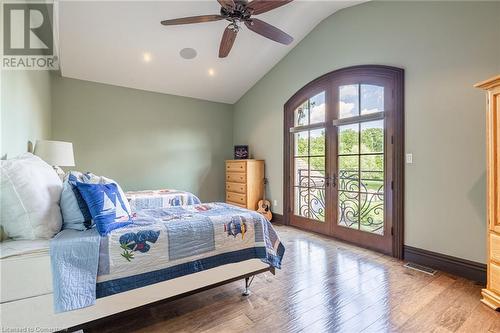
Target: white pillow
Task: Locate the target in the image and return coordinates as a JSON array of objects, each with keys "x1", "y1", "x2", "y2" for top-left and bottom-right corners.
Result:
[{"x1": 0, "y1": 153, "x2": 63, "y2": 240}]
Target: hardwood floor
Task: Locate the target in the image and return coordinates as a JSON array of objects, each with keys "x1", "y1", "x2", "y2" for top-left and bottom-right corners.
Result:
[{"x1": 86, "y1": 225, "x2": 500, "y2": 333}]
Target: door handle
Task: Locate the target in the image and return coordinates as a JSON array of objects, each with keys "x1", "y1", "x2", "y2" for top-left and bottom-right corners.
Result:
[{"x1": 325, "y1": 173, "x2": 337, "y2": 188}]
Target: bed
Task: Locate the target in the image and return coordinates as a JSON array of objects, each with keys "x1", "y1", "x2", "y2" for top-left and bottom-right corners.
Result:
[{"x1": 0, "y1": 203, "x2": 284, "y2": 331}]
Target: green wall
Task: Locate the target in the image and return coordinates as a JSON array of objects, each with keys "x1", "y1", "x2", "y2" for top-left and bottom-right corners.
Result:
[
  {"x1": 1, "y1": 70, "x2": 52, "y2": 158},
  {"x1": 233, "y1": 1, "x2": 500, "y2": 263},
  {"x1": 51, "y1": 76, "x2": 233, "y2": 202}
]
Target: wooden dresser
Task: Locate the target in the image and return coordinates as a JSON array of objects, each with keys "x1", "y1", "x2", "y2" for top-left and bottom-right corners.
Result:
[
  {"x1": 475, "y1": 75, "x2": 500, "y2": 309},
  {"x1": 225, "y1": 159, "x2": 264, "y2": 210}
]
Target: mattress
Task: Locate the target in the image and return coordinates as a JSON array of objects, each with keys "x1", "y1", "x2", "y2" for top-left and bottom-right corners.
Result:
[
  {"x1": 0, "y1": 239, "x2": 52, "y2": 303},
  {"x1": 0, "y1": 239, "x2": 50, "y2": 259}
]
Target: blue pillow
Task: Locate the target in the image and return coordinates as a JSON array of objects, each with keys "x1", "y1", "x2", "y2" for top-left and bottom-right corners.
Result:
[
  {"x1": 75, "y1": 182, "x2": 132, "y2": 235},
  {"x1": 60, "y1": 172, "x2": 93, "y2": 230}
]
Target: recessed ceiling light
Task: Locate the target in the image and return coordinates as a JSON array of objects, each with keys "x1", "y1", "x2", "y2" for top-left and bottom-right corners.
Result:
[
  {"x1": 208, "y1": 68, "x2": 215, "y2": 76},
  {"x1": 179, "y1": 48, "x2": 197, "y2": 60},
  {"x1": 143, "y1": 52, "x2": 152, "y2": 63}
]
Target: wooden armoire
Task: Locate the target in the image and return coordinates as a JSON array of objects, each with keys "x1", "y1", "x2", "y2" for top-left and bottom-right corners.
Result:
[{"x1": 475, "y1": 75, "x2": 500, "y2": 309}]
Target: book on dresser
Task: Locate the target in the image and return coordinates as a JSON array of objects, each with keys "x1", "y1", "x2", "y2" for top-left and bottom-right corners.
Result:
[{"x1": 225, "y1": 159, "x2": 264, "y2": 211}]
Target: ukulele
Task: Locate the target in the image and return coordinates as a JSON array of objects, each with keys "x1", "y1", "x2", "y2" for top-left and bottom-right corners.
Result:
[{"x1": 257, "y1": 178, "x2": 272, "y2": 221}]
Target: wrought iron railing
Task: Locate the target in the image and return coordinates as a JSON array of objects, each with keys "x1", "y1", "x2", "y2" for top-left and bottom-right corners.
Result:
[
  {"x1": 338, "y1": 169, "x2": 384, "y2": 234},
  {"x1": 296, "y1": 169, "x2": 384, "y2": 234}
]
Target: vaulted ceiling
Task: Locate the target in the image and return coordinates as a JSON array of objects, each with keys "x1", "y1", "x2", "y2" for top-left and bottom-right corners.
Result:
[{"x1": 57, "y1": 1, "x2": 363, "y2": 104}]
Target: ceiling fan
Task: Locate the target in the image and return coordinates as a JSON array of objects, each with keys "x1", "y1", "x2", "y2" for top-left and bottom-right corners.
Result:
[{"x1": 161, "y1": 0, "x2": 294, "y2": 58}]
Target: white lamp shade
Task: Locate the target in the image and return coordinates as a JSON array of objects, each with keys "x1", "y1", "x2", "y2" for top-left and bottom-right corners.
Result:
[{"x1": 34, "y1": 140, "x2": 75, "y2": 167}]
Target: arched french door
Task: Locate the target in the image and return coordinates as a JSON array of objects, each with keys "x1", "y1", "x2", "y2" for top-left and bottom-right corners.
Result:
[{"x1": 283, "y1": 66, "x2": 404, "y2": 257}]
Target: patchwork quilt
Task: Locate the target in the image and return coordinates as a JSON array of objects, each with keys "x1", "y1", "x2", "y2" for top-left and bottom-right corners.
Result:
[
  {"x1": 50, "y1": 203, "x2": 284, "y2": 313},
  {"x1": 126, "y1": 189, "x2": 201, "y2": 211}
]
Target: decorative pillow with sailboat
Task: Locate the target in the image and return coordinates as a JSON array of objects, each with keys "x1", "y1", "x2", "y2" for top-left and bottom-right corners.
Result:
[
  {"x1": 61, "y1": 172, "x2": 131, "y2": 232},
  {"x1": 75, "y1": 181, "x2": 132, "y2": 235}
]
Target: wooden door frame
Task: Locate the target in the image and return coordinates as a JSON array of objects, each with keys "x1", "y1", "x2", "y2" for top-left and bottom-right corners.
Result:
[{"x1": 283, "y1": 65, "x2": 405, "y2": 259}]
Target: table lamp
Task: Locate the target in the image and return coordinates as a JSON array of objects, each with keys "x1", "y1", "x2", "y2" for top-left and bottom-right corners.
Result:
[{"x1": 33, "y1": 140, "x2": 75, "y2": 179}]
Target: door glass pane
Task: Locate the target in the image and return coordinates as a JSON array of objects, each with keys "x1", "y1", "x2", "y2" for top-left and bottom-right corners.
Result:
[
  {"x1": 361, "y1": 120, "x2": 384, "y2": 154},
  {"x1": 338, "y1": 124, "x2": 359, "y2": 155},
  {"x1": 294, "y1": 131, "x2": 309, "y2": 156},
  {"x1": 294, "y1": 157, "x2": 309, "y2": 186},
  {"x1": 309, "y1": 157, "x2": 325, "y2": 188},
  {"x1": 338, "y1": 156, "x2": 359, "y2": 192},
  {"x1": 294, "y1": 100, "x2": 309, "y2": 126},
  {"x1": 361, "y1": 158, "x2": 383, "y2": 199},
  {"x1": 360, "y1": 193, "x2": 384, "y2": 234},
  {"x1": 310, "y1": 92, "x2": 326, "y2": 124},
  {"x1": 338, "y1": 191, "x2": 359, "y2": 230},
  {"x1": 294, "y1": 187, "x2": 309, "y2": 218},
  {"x1": 339, "y1": 84, "x2": 359, "y2": 118},
  {"x1": 361, "y1": 84, "x2": 384, "y2": 115},
  {"x1": 309, "y1": 188, "x2": 325, "y2": 221},
  {"x1": 309, "y1": 128, "x2": 325, "y2": 156}
]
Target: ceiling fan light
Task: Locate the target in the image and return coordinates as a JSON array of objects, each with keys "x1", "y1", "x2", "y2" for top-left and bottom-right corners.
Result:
[{"x1": 228, "y1": 22, "x2": 240, "y2": 32}]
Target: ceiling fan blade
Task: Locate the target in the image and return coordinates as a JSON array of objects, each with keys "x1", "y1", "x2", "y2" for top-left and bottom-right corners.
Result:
[
  {"x1": 247, "y1": 0, "x2": 293, "y2": 15},
  {"x1": 161, "y1": 15, "x2": 224, "y2": 26},
  {"x1": 245, "y1": 18, "x2": 293, "y2": 45},
  {"x1": 219, "y1": 26, "x2": 238, "y2": 58},
  {"x1": 217, "y1": 0, "x2": 235, "y2": 11}
]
